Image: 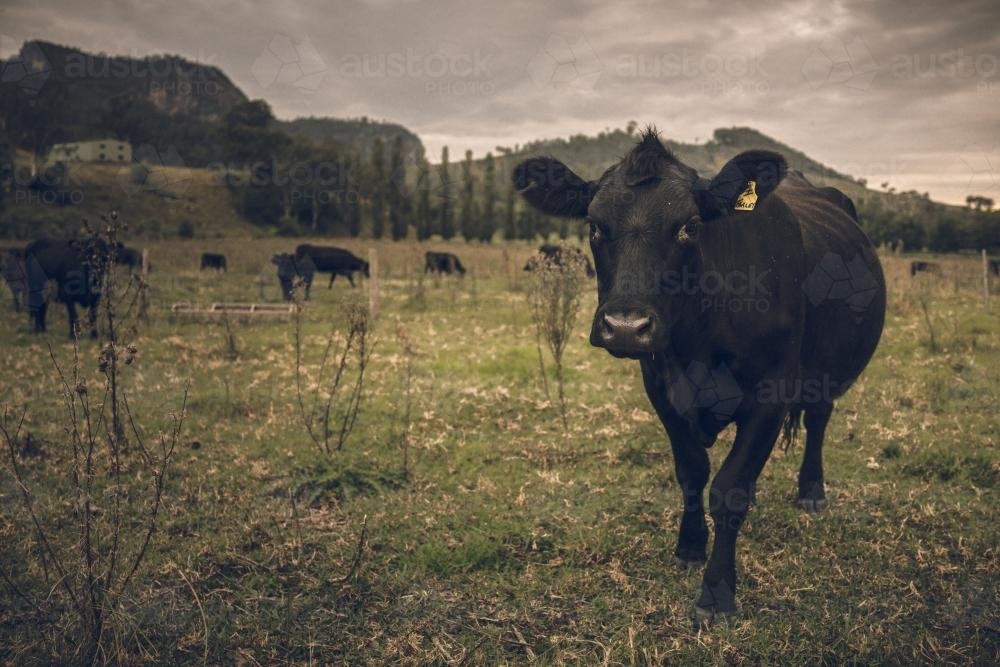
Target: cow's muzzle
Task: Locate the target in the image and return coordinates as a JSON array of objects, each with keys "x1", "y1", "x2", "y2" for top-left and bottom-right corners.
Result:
[{"x1": 591, "y1": 308, "x2": 658, "y2": 356}]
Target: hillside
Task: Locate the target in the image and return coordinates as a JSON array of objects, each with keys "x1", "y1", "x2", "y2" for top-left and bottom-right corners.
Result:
[
  {"x1": 0, "y1": 40, "x2": 424, "y2": 169},
  {"x1": 1, "y1": 159, "x2": 258, "y2": 240},
  {"x1": 498, "y1": 126, "x2": 874, "y2": 200},
  {"x1": 480, "y1": 125, "x2": 990, "y2": 249},
  {"x1": 276, "y1": 117, "x2": 423, "y2": 160},
  {"x1": 1, "y1": 40, "x2": 248, "y2": 134}
]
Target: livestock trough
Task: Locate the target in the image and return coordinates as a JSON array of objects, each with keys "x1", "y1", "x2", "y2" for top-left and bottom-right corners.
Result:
[{"x1": 170, "y1": 302, "x2": 295, "y2": 321}]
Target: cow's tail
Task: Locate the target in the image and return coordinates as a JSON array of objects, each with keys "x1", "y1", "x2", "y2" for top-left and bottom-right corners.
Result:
[{"x1": 781, "y1": 406, "x2": 802, "y2": 451}]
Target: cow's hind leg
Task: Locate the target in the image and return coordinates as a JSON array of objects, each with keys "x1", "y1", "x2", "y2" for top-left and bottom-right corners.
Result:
[
  {"x1": 34, "y1": 301, "x2": 47, "y2": 332},
  {"x1": 798, "y1": 401, "x2": 834, "y2": 512}
]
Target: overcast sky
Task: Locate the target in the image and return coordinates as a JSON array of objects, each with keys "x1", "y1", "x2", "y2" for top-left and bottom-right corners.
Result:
[{"x1": 2, "y1": 0, "x2": 997, "y2": 205}]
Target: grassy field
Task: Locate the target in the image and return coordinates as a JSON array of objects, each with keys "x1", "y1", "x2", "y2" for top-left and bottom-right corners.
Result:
[{"x1": 1, "y1": 238, "x2": 998, "y2": 665}]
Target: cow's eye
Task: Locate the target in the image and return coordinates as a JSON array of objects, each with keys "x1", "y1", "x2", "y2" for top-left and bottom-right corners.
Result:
[{"x1": 588, "y1": 221, "x2": 604, "y2": 244}]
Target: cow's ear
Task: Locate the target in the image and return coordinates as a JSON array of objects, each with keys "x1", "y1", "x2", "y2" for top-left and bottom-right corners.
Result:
[
  {"x1": 697, "y1": 150, "x2": 787, "y2": 219},
  {"x1": 512, "y1": 157, "x2": 594, "y2": 218}
]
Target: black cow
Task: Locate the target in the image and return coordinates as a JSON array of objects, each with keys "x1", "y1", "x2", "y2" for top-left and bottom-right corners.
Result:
[
  {"x1": 272, "y1": 252, "x2": 316, "y2": 301},
  {"x1": 200, "y1": 252, "x2": 227, "y2": 271},
  {"x1": 513, "y1": 130, "x2": 886, "y2": 625},
  {"x1": 987, "y1": 259, "x2": 998, "y2": 277},
  {"x1": 294, "y1": 244, "x2": 369, "y2": 288},
  {"x1": 910, "y1": 260, "x2": 942, "y2": 277},
  {"x1": 524, "y1": 243, "x2": 596, "y2": 278},
  {"x1": 1, "y1": 249, "x2": 28, "y2": 312},
  {"x1": 23, "y1": 238, "x2": 109, "y2": 338},
  {"x1": 425, "y1": 251, "x2": 466, "y2": 276},
  {"x1": 114, "y1": 246, "x2": 148, "y2": 273}
]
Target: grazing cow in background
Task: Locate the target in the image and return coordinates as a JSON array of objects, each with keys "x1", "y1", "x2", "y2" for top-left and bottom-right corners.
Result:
[
  {"x1": 114, "y1": 246, "x2": 148, "y2": 273},
  {"x1": 988, "y1": 259, "x2": 999, "y2": 277},
  {"x1": 294, "y1": 244, "x2": 369, "y2": 287},
  {"x1": 1, "y1": 249, "x2": 28, "y2": 312},
  {"x1": 200, "y1": 252, "x2": 227, "y2": 271},
  {"x1": 513, "y1": 129, "x2": 886, "y2": 625},
  {"x1": 272, "y1": 252, "x2": 316, "y2": 301},
  {"x1": 910, "y1": 260, "x2": 942, "y2": 277},
  {"x1": 424, "y1": 251, "x2": 466, "y2": 276},
  {"x1": 524, "y1": 243, "x2": 596, "y2": 278},
  {"x1": 23, "y1": 238, "x2": 109, "y2": 338}
]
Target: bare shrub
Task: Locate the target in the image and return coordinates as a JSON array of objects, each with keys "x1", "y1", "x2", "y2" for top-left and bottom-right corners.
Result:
[
  {"x1": 526, "y1": 245, "x2": 589, "y2": 432},
  {"x1": 394, "y1": 318, "x2": 418, "y2": 477},
  {"x1": 0, "y1": 214, "x2": 187, "y2": 664},
  {"x1": 294, "y1": 291, "x2": 375, "y2": 456}
]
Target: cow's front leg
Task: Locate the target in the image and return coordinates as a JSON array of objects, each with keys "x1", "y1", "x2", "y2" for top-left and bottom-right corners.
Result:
[
  {"x1": 87, "y1": 303, "x2": 99, "y2": 338},
  {"x1": 696, "y1": 405, "x2": 785, "y2": 626},
  {"x1": 641, "y1": 359, "x2": 712, "y2": 566},
  {"x1": 671, "y1": 434, "x2": 711, "y2": 565},
  {"x1": 328, "y1": 274, "x2": 336, "y2": 288}
]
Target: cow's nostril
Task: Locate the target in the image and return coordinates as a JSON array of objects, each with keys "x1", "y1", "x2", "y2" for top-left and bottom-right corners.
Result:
[
  {"x1": 600, "y1": 313, "x2": 617, "y2": 339},
  {"x1": 634, "y1": 316, "x2": 652, "y2": 336}
]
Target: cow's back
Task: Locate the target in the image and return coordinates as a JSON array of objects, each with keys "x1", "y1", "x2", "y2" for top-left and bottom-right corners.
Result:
[
  {"x1": 778, "y1": 178, "x2": 886, "y2": 394},
  {"x1": 297, "y1": 245, "x2": 361, "y2": 270}
]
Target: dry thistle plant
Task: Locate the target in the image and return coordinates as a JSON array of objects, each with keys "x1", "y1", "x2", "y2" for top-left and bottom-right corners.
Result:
[
  {"x1": 526, "y1": 245, "x2": 589, "y2": 432},
  {"x1": 0, "y1": 212, "x2": 187, "y2": 664},
  {"x1": 394, "y1": 317, "x2": 418, "y2": 476},
  {"x1": 294, "y1": 291, "x2": 376, "y2": 456}
]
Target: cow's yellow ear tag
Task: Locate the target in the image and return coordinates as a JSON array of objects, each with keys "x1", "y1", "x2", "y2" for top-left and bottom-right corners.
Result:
[{"x1": 734, "y1": 180, "x2": 758, "y2": 211}]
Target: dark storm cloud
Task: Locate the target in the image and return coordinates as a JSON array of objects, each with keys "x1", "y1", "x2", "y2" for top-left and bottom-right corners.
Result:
[{"x1": 2, "y1": 0, "x2": 997, "y2": 203}]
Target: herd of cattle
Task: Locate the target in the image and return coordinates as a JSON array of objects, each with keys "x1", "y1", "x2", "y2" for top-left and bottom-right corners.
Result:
[
  {"x1": 1, "y1": 238, "x2": 996, "y2": 339},
  {"x1": 0, "y1": 240, "x2": 602, "y2": 336}
]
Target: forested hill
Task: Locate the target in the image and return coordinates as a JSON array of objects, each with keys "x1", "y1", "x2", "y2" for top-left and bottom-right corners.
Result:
[
  {"x1": 0, "y1": 40, "x2": 423, "y2": 167},
  {"x1": 482, "y1": 125, "x2": 998, "y2": 252},
  {"x1": 275, "y1": 117, "x2": 422, "y2": 161},
  {"x1": 500, "y1": 126, "x2": 848, "y2": 191},
  {"x1": 0, "y1": 40, "x2": 247, "y2": 137}
]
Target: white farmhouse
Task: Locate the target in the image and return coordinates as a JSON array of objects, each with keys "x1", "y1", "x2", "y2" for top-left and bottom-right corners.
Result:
[{"x1": 47, "y1": 139, "x2": 132, "y2": 164}]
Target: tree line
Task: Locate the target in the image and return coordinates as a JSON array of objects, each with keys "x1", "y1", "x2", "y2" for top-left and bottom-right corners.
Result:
[{"x1": 216, "y1": 101, "x2": 576, "y2": 242}]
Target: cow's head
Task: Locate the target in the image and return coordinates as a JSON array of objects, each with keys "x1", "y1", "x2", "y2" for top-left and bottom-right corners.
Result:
[{"x1": 513, "y1": 128, "x2": 786, "y2": 358}]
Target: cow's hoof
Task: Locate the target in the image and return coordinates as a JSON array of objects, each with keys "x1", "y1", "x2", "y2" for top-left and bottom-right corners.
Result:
[
  {"x1": 798, "y1": 483, "x2": 827, "y2": 512},
  {"x1": 693, "y1": 605, "x2": 738, "y2": 630},
  {"x1": 797, "y1": 497, "x2": 828, "y2": 512},
  {"x1": 674, "y1": 546, "x2": 706, "y2": 569},
  {"x1": 674, "y1": 555, "x2": 705, "y2": 569}
]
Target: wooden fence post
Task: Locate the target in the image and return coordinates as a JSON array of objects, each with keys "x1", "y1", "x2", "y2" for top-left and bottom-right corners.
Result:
[
  {"x1": 984, "y1": 249, "x2": 991, "y2": 313},
  {"x1": 138, "y1": 247, "x2": 150, "y2": 323},
  {"x1": 368, "y1": 248, "x2": 380, "y2": 320}
]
